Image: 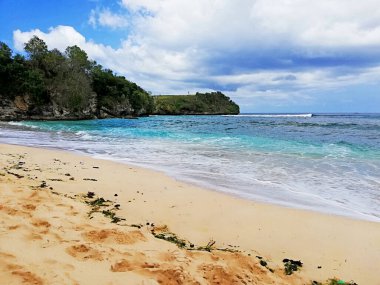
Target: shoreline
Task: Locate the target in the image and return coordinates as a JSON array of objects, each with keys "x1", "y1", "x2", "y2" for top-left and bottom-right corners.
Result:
[
  {"x1": 2, "y1": 115, "x2": 380, "y2": 224},
  {"x1": 1, "y1": 143, "x2": 380, "y2": 284},
  {"x1": 3, "y1": 139, "x2": 379, "y2": 224}
]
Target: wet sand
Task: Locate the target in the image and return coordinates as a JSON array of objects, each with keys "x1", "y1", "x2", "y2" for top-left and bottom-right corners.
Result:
[{"x1": 0, "y1": 143, "x2": 379, "y2": 284}]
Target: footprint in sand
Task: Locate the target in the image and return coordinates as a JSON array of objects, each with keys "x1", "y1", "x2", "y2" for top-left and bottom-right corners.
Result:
[
  {"x1": 66, "y1": 244, "x2": 104, "y2": 261},
  {"x1": 83, "y1": 229, "x2": 146, "y2": 245}
]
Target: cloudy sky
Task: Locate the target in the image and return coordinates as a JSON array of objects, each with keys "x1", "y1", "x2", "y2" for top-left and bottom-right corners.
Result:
[{"x1": 1, "y1": 0, "x2": 380, "y2": 113}]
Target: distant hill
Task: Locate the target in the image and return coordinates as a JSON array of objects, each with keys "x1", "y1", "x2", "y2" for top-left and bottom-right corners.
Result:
[{"x1": 153, "y1": 92, "x2": 239, "y2": 115}]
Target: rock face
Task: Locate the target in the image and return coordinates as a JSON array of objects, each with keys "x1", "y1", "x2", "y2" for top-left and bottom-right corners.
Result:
[
  {"x1": 0, "y1": 94, "x2": 98, "y2": 121},
  {"x1": 0, "y1": 91, "x2": 240, "y2": 121}
]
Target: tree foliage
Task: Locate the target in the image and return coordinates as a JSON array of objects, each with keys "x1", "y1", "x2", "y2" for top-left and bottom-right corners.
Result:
[
  {"x1": 153, "y1": 92, "x2": 239, "y2": 115},
  {"x1": 0, "y1": 37, "x2": 239, "y2": 118},
  {"x1": 0, "y1": 37, "x2": 153, "y2": 117},
  {"x1": 24, "y1": 36, "x2": 48, "y2": 68}
]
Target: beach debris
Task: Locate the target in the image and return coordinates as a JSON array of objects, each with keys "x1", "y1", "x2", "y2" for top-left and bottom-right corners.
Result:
[
  {"x1": 283, "y1": 258, "x2": 303, "y2": 275},
  {"x1": 260, "y1": 260, "x2": 267, "y2": 266},
  {"x1": 83, "y1": 178, "x2": 98, "y2": 181},
  {"x1": 82, "y1": 193, "x2": 125, "y2": 224},
  {"x1": 325, "y1": 279, "x2": 358, "y2": 285},
  {"x1": 204, "y1": 240, "x2": 216, "y2": 252},
  {"x1": 88, "y1": 197, "x2": 109, "y2": 207},
  {"x1": 64, "y1": 173, "x2": 71, "y2": 176},
  {"x1": 93, "y1": 166, "x2": 99, "y2": 169},
  {"x1": 6, "y1": 171, "x2": 24, "y2": 179},
  {"x1": 102, "y1": 209, "x2": 126, "y2": 223},
  {"x1": 150, "y1": 225, "x2": 238, "y2": 253},
  {"x1": 152, "y1": 231, "x2": 187, "y2": 248},
  {"x1": 256, "y1": 256, "x2": 274, "y2": 272},
  {"x1": 114, "y1": 193, "x2": 118, "y2": 196},
  {"x1": 131, "y1": 224, "x2": 143, "y2": 229},
  {"x1": 49, "y1": 178, "x2": 63, "y2": 182},
  {"x1": 40, "y1": 181, "x2": 47, "y2": 188}
]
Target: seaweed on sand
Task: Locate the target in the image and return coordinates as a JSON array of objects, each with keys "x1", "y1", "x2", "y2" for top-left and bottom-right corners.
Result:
[{"x1": 283, "y1": 258, "x2": 303, "y2": 275}]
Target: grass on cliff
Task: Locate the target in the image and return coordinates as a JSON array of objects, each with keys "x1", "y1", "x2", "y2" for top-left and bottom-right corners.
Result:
[{"x1": 153, "y1": 92, "x2": 239, "y2": 115}]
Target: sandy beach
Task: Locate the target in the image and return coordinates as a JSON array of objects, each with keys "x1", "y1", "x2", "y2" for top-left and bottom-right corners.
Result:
[{"x1": 1, "y1": 143, "x2": 379, "y2": 284}]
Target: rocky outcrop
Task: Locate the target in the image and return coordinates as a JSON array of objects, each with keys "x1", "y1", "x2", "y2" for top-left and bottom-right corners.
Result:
[
  {"x1": 0, "y1": 91, "x2": 240, "y2": 121},
  {"x1": 0, "y1": 94, "x2": 98, "y2": 121}
]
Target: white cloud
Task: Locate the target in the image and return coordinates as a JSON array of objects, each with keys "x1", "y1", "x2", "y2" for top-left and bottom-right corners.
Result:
[
  {"x1": 88, "y1": 10, "x2": 97, "y2": 28},
  {"x1": 89, "y1": 9, "x2": 129, "y2": 29},
  {"x1": 119, "y1": 0, "x2": 380, "y2": 50},
  {"x1": 12, "y1": 0, "x2": 380, "y2": 111},
  {"x1": 121, "y1": 0, "x2": 162, "y2": 13},
  {"x1": 13, "y1": 26, "x2": 86, "y2": 51}
]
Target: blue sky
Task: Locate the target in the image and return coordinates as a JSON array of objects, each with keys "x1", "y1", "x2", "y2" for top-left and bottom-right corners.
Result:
[{"x1": 1, "y1": 0, "x2": 379, "y2": 113}]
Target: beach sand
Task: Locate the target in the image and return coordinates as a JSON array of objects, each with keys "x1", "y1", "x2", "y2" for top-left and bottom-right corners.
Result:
[{"x1": 0, "y1": 143, "x2": 379, "y2": 284}]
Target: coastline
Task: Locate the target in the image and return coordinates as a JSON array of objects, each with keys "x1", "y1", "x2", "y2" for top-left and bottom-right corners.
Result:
[
  {"x1": 1, "y1": 143, "x2": 379, "y2": 284},
  {"x1": 2, "y1": 114, "x2": 379, "y2": 223}
]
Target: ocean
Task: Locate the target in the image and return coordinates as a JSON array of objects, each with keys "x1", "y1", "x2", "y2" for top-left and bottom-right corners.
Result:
[{"x1": 1, "y1": 113, "x2": 379, "y2": 222}]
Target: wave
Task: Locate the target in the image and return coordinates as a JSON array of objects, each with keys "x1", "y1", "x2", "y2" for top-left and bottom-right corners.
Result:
[
  {"x1": 223, "y1": 114, "x2": 313, "y2": 118},
  {"x1": 75, "y1": 131, "x2": 94, "y2": 140},
  {"x1": 7, "y1": 121, "x2": 39, "y2": 129}
]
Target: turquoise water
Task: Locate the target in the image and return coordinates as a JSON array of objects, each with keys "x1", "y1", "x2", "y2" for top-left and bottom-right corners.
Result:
[{"x1": 1, "y1": 113, "x2": 380, "y2": 221}]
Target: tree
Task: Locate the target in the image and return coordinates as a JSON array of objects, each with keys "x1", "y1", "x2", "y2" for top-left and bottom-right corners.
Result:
[
  {"x1": 0, "y1": 42, "x2": 12, "y2": 65},
  {"x1": 0, "y1": 38, "x2": 155, "y2": 118},
  {"x1": 24, "y1": 36, "x2": 48, "y2": 67},
  {"x1": 65, "y1": 45, "x2": 90, "y2": 72},
  {"x1": 0, "y1": 42, "x2": 13, "y2": 95},
  {"x1": 42, "y1": 48, "x2": 66, "y2": 78},
  {"x1": 52, "y1": 70, "x2": 92, "y2": 112}
]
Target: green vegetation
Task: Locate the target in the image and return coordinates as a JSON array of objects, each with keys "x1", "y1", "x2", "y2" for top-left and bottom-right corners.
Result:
[
  {"x1": 311, "y1": 279, "x2": 358, "y2": 285},
  {"x1": 0, "y1": 37, "x2": 240, "y2": 120},
  {"x1": 152, "y1": 231, "x2": 188, "y2": 248},
  {"x1": 282, "y1": 258, "x2": 303, "y2": 275},
  {"x1": 0, "y1": 37, "x2": 153, "y2": 118},
  {"x1": 83, "y1": 192, "x2": 125, "y2": 224},
  {"x1": 153, "y1": 91, "x2": 239, "y2": 115}
]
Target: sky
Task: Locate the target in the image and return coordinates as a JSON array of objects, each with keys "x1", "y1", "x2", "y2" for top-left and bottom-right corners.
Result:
[{"x1": 0, "y1": 0, "x2": 379, "y2": 113}]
